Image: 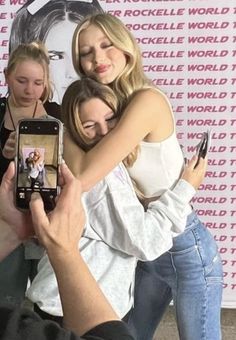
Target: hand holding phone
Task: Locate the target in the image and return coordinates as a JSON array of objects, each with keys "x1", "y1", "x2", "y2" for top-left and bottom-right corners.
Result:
[
  {"x1": 194, "y1": 129, "x2": 211, "y2": 168},
  {"x1": 15, "y1": 118, "x2": 63, "y2": 211}
]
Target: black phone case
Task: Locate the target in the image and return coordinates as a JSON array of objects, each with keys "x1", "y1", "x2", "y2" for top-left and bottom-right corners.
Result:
[{"x1": 194, "y1": 130, "x2": 211, "y2": 168}]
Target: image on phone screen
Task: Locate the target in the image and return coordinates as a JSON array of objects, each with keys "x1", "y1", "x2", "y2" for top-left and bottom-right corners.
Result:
[{"x1": 16, "y1": 119, "x2": 62, "y2": 211}]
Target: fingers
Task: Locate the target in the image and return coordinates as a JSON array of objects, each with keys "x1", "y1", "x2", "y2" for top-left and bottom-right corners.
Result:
[
  {"x1": 198, "y1": 156, "x2": 208, "y2": 173},
  {"x1": 29, "y1": 192, "x2": 49, "y2": 235},
  {"x1": 2, "y1": 161, "x2": 15, "y2": 181},
  {"x1": 29, "y1": 192, "x2": 45, "y2": 220},
  {"x1": 181, "y1": 154, "x2": 207, "y2": 190},
  {"x1": 56, "y1": 163, "x2": 81, "y2": 207},
  {"x1": 28, "y1": 163, "x2": 85, "y2": 252},
  {"x1": 60, "y1": 162, "x2": 75, "y2": 184},
  {"x1": 185, "y1": 155, "x2": 198, "y2": 169},
  {"x1": 2, "y1": 132, "x2": 16, "y2": 159},
  {"x1": 1, "y1": 162, "x2": 15, "y2": 191},
  {"x1": 58, "y1": 163, "x2": 81, "y2": 204},
  {"x1": 58, "y1": 161, "x2": 69, "y2": 187},
  {"x1": 187, "y1": 154, "x2": 206, "y2": 170}
]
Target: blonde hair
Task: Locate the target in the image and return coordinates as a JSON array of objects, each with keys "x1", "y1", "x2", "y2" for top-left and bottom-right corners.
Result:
[
  {"x1": 5, "y1": 42, "x2": 52, "y2": 102},
  {"x1": 62, "y1": 77, "x2": 118, "y2": 151},
  {"x1": 73, "y1": 13, "x2": 153, "y2": 102},
  {"x1": 72, "y1": 13, "x2": 152, "y2": 165}
]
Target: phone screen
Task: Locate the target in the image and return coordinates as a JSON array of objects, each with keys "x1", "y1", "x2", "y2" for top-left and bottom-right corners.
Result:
[{"x1": 15, "y1": 119, "x2": 63, "y2": 211}]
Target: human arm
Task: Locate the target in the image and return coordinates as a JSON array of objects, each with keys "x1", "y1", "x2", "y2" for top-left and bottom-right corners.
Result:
[
  {"x1": 0, "y1": 304, "x2": 133, "y2": 340},
  {"x1": 0, "y1": 162, "x2": 34, "y2": 261},
  {"x1": 84, "y1": 155, "x2": 207, "y2": 261},
  {"x1": 63, "y1": 129, "x2": 85, "y2": 176},
  {"x1": 0, "y1": 163, "x2": 133, "y2": 339},
  {"x1": 64, "y1": 89, "x2": 173, "y2": 191},
  {"x1": 29, "y1": 163, "x2": 124, "y2": 337}
]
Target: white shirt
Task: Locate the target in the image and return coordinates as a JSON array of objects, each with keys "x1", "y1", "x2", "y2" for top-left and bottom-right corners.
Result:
[
  {"x1": 29, "y1": 163, "x2": 44, "y2": 179},
  {"x1": 127, "y1": 88, "x2": 185, "y2": 198}
]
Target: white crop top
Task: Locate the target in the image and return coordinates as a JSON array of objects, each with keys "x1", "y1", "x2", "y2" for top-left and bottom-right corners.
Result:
[
  {"x1": 127, "y1": 133, "x2": 184, "y2": 198},
  {"x1": 127, "y1": 87, "x2": 185, "y2": 198}
]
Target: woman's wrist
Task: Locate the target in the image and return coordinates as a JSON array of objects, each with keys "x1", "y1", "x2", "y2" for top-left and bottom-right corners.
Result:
[{"x1": 47, "y1": 246, "x2": 80, "y2": 269}]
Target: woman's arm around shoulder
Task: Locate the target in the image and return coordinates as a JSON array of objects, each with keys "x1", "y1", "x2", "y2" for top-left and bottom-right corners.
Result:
[
  {"x1": 63, "y1": 129, "x2": 85, "y2": 178},
  {"x1": 80, "y1": 88, "x2": 174, "y2": 191}
]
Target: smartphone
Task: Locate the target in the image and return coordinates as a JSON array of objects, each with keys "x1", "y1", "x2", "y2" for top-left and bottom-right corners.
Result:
[
  {"x1": 195, "y1": 129, "x2": 212, "y2": 167},
  {"x1": 15, "y1": 118, "x2": 63, "y2": 211}
]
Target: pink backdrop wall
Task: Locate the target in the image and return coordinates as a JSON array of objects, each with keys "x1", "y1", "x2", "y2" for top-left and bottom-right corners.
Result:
[{"x1": 0, "y1": 0, "x2": 235, "y2": 307}]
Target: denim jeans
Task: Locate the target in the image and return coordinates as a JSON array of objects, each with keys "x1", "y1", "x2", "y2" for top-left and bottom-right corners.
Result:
[{"x1": 125, "y1": 211, "x2": 223, "y2": 340}]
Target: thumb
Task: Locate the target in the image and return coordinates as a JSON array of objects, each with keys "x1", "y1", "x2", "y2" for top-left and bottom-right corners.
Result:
[
  {"x1": 29, "y1": 192, "x2": 48, "y2": 229},
  {"x1": 2, "y1": 161, "x2": 15, "y2": 182},
  {"x1": 1, "y1": 162, "x2": 15, "y2": 191},
  {"x1": 187, "y1": 154, "x2": 198, "y2": 169}
]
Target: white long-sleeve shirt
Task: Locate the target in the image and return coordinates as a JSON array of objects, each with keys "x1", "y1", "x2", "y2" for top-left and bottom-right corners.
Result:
[{"x1": 27, "y1": 163, "x2": 195, "y2": 318}]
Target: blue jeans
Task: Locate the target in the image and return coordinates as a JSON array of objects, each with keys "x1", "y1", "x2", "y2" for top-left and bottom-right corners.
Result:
[{"x1": 125, "y1": 211, "x2": 223, "y2": 340}]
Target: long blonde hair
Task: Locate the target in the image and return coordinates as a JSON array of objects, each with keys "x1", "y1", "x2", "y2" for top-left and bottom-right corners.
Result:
[
  {"x1": 72, "y1": 13, "x2": 153, "y2": 103},
  {"x1": 72, "y1": 13, "x2": 152, "y2": 165},
  {"x1": 5, "y1": 42, "x2": 53, "y2": 102}
]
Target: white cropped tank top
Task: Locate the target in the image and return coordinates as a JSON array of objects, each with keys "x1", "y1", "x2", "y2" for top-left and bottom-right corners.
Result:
[{"x1": 127, "y1": 89, "x2": 185, "y2": 198}]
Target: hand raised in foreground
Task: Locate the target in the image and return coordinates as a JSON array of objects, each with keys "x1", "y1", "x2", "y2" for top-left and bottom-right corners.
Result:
[
  {"x1": 30, "y1": 164, "x2": 121, "y2": 337},
  {"x1": 29, "y1": 163, "x2": 85, "y2": 258},
  {"x1": 0, "y1": 161, "x2": 33, "y2": 240},
  {"x1": 0, "y1": 162, "x2": 33, "y2": 260}
]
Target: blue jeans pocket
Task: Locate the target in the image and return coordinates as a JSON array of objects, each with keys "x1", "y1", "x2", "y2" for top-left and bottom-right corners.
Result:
[{"x1": 170, "y1": 217, "x2": 223, "y2": 285}]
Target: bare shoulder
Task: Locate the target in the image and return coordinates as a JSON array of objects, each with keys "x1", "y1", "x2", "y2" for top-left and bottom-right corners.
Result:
[
  {"x1": 127, "y1": 87, "x2": 172, "y2": 115},
  {"x1": 127, "y1": 87, "x2": 174, "y2": 140},
  {"x1": 129, "y1": 87, "x2": 171, "y2": 112}
]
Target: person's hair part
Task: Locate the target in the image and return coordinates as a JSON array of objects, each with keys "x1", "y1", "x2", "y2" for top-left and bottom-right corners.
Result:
[
  {"x1": 5, "y1": 42, "x2": 52, "y2": 102},
  {"x1": 62, "y1": 77, "x2": 118, "y2": 151},
  {"x1": 9, "y1": 0, "x2": 103, "y2": 53}
]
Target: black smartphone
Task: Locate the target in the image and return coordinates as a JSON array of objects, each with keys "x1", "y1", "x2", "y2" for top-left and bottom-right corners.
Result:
[
  {"x1": 15, "y1": 118, "x2": 63, "y2": 211},
  {"x1": 195, "y1": 130, "x2": 211, "y2": 168}
]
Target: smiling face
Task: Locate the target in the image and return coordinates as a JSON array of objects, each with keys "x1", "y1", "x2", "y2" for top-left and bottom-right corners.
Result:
[
  {"x1": 46, "y1": 19, "x2": 78, "y2": 103},
  {"x1": 80, "y1": 97, "x2": 118, "y2": 143},
  {"x1": 79, "y1": 24, "x2": 127, "y2": 84},
  {"x1": 6, "y1": 60, "x2": 45, "y2": 107}
]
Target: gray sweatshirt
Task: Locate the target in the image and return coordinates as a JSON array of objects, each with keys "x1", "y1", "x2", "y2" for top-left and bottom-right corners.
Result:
[{"x1": 27, "y1": 163, "x2": 195, "y2": 318}]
